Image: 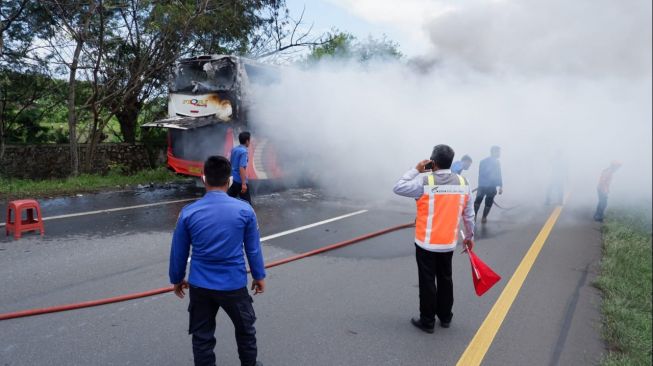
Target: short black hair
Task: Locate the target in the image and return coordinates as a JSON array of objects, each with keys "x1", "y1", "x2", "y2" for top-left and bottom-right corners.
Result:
[
  {"x1": 430, "y1": 144, "x2": 455, "y2": 169},
  {"x1": 203, "y1": 155, "x2": 231, "y2": 186},
  {"x1": 461, "y1": 154, "x2": 472, "y2": 162},
  {"x1": 239, "y1": 131, "x2": 251, "y2": 145}
]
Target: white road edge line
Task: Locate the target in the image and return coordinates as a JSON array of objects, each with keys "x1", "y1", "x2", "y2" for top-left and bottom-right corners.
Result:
[
  {"x1": 261, "y1": 209, "x2": 368, "y2": 242},
  {"x1": 1, "y1": 199, "x2": 366, "y2": 254},
  {"x1": 186, "y1": 209, "x2": 369, "y2": 263},
  {"x1": 0, "y1": 198, "x2": 198, "y2": 228}
]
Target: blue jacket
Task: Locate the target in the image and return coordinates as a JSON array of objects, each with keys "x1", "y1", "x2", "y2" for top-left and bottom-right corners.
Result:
[
  {"x1": 169, "y1": 191, "x2": 265, "y2": 291},
  {"x1": 451, "y1": 160, "x2": 464, "y2": 175},
  {"x1": 230, "y1": 145, "x2": 248, "y2": 183},
  {"x1": 478, "y1": 157, "x2": 503, "y2": 188}
]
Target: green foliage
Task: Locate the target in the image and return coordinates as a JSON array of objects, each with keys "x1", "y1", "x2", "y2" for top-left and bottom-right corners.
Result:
[
  {"x1": 0, "y1": 70, "x2": 68, "y2": 143},
  {"x1": 307, "y1": 31, "x2": 402, "y2": 64},
  {"x1": 99, "y1": 0, "x2": 286, "y2": 143},
  {"x1": 596, "y1": 209, "x2": 652, "y2": 366},
  {"x1": 1, "y1": 1, "x2": 50, "y2": 69},
  {"x1": 0, "y1": 167, "x2": 179, "y2": 199},
  {"x1": 356, "y1": 35, "x2": 403, "y2": 62},
  {"x1": 308, "y1": 32, "x2": 356, "y2": 61},
  {"x1": 2, "y1": 1, "x2": 401, "y2": 177}
]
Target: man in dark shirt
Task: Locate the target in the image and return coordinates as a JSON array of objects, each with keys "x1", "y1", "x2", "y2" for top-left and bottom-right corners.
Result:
[
  {"x1": 474, "y1": 146, "x2": 503, "y2": 224},
  {"x1": 170, "y1": 155, "x2": 266, "y2": 366},
  {"x1": 228, "y1": 131, "x2": 252, "y2": 205}
]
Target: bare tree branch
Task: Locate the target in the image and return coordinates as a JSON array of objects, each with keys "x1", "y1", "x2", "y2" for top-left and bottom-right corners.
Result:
[{"x1": 249, "y1": 4, "x2": 333, "y2": 61}]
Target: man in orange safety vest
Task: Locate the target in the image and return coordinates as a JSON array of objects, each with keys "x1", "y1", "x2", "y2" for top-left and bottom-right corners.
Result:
[{"x1": 393, "y1": 144, "x2": 475, "y2": 333}]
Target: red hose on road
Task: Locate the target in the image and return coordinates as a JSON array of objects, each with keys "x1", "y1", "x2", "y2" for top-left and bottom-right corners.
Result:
[{"x1": 0, "y1": 222, "x2": 414, "y2": 321}]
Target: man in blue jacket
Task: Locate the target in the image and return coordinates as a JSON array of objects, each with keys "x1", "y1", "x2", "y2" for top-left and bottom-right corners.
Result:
[
  {"x1": 474, "y1": 146, "x2": 503, "y2": 224},
  {"x1": 451, "y1": 154, "x2": 473, "y2": 175},
  {"x1": 169, "y1": 155, "x2": 266, "y2": 366},
  {"x1": 228, "y1": 131, "x2": 252, "y2": 205}
]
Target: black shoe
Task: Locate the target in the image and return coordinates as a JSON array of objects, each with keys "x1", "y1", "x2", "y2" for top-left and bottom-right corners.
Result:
[
  {"x1": 411, "y1": 317, "x2": 434, "y2": 334},
  {"x1": 439, "y1": 314, "x2": 452, "y2": 328},
  {"x1": 256, "y1": 362, "x2": 263, "y2": 366}
]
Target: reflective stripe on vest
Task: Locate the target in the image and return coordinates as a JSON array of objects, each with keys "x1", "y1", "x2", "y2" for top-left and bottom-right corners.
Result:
[{"x1": 415, "y1": 174, "x2": 470, "y2": 252}]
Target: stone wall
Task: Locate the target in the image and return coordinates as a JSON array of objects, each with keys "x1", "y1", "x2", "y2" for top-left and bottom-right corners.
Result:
[{"x1": 0, "y1": 143, "x2": 167, "y2": 179}]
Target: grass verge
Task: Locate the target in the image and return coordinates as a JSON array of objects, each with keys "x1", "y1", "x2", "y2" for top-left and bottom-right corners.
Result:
[
  {"x1": 596, "y1": 208, "x2": 652, "y2": 366},
  {"x1": 0, "y1": 167, "x2": 182, "y2": 200}
]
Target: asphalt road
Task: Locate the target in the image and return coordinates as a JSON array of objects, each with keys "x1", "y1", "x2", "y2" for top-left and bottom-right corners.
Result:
[{"x1": 0, "y1": 186, "x2": 604, "y2": 365}]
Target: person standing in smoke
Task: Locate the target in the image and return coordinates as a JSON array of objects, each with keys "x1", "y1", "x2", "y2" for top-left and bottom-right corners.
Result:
[
  {"x1": 393, "y1": 144, "x2": 475, "y2": 333},
  {"x1": 593, "y1": 161, "x2": 621, "y2": 222},
  {"x1": 228, "y1": 131, "x2": 253, "y2": 205},
  {"x1": 474, "y1": 146, "x2": 503, "y2": 224},
  {"x1": 451, "y1": 155, "x2": 473, "y2": 175}
]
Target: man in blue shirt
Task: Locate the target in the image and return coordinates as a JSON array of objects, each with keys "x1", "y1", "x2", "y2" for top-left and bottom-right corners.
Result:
[
  {"x1": 474, "y1": 146, "x2": 503, "y2": 224},
  {"x1": 169, "y1": 155, "x2": 266, "y2": 366},
  {"x1": 228, "y1": 131, "x2": 252, "y2": 205},
  {"x1": 451, "y1": 155, "x2": 473, "y2": 175}
]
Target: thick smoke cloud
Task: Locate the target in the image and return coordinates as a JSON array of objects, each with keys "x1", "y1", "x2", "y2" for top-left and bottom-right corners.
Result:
[
  {"x1": 250, "y1": 0, "x2": 652, "y2": 208},
  {"x1": 426, "y1": 0, "x2": 652, "y2": 77}
]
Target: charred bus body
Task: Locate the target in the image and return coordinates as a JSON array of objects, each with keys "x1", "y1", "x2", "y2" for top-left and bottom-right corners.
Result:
[{"x1": 144, "y1": 55, "x2": 282, "y2": 181}]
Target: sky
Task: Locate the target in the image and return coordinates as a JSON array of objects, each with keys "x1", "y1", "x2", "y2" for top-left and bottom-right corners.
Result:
[{"x1": 283, "y1": 0, "x2": 442, "y2": 56}]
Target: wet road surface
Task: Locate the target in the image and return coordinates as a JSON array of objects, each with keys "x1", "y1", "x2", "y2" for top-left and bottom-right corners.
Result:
[{"x1": 0, "y1": 187, "x2": 604, "y2": 365}]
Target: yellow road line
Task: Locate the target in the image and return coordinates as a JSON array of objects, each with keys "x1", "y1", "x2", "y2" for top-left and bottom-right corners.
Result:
[{"x1": 456, "y1": 206, "x2": 564, "y2": 366}]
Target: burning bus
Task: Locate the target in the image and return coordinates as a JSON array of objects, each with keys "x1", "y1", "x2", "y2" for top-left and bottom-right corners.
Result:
[{"x1": 143, "y1": 55, "x2": 282, "y2": 181}]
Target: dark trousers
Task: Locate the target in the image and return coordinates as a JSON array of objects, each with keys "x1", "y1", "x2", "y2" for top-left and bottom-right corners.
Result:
[
  {"x1": 227, "y1": 181, "x2": 252, "y2": 205},
  {"x1": 474, "y1": 186, "x2": 497, "y2": 219},
  {"x1": 415, "y1": 245, "x2": 454, "y2": 327},
  {"x1": 594, "y1": 190, "x2": 608, "y2": 221},
  {"x1": 188, "y1": 286, "x2": 257, "y2": 366}
]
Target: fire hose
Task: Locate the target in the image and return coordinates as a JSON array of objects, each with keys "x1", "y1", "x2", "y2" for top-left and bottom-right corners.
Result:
[
  {"x1": 472, "y1": 188, "x2": 519, "y2": 211},
  {"x1": 0, "y1": 222, "x2": 414, "y2": 321}
]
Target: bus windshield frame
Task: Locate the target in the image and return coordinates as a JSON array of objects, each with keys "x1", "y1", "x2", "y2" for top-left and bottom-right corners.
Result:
[{"x1": 169, "y1": 57, "x2": 237, "y2": 94}]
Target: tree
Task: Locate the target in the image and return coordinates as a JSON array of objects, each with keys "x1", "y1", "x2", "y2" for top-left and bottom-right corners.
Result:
[
  {"x1": 248, "y1": 5, "x2": 334, "y2": 63},
  {"x1": 81, "y1": 0, "x2": 113, "y2": 172},
  {"x1": 41, "y1": 0, "x2": 102, "y2": 176},
  {"x1": 3, "y1": 0, "x2": 333, "y2": 177},
  {"x1": 306, "y1": 32, "x2": 355, "y2": 61},
  {"x1": 355, "y1": 35, "x2": 402, "y2": 63},
  {"x1": 100, "y1": 0, "x2": 289, "y2": 143},
  {"x1": 307, "y1": 31, "x2": 402, "y2": 64},
  {"x1": 0, "y1": 0, "x2": 30, "y2": 61},
  {"x1": 1, "y1": 0, "x2": 47, "y2": 161},
  {"x1": 0, "y1": 71, "x2": 66, "y2": 146}
]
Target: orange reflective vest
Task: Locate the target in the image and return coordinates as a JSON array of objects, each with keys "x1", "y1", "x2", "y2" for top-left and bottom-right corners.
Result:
[{"x1": 415, "y1": 174, "x2": 470, "y2": 252}]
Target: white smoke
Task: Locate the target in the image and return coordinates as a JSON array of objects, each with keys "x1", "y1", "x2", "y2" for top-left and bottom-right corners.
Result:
[
  {"x1": 251, "y1": 0, "x2": 652, "y2": 208},
  {"x1": 425, "y1": 0, "x2": 651, "y2": 77}
]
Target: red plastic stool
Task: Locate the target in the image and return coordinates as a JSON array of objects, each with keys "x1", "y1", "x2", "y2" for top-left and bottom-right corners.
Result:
[{"x1": 6, "y1": 199, "x2": 44, "y2": 239}]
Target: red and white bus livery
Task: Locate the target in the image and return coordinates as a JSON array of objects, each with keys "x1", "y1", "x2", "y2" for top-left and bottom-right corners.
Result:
[{"x1": 143, "y1": 55, "x2": 282, "y2": 181}]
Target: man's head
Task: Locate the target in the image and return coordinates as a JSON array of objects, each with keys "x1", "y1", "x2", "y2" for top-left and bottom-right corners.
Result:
[
  {"x1": 239, "y1": 131, "x2": 251, "y2": 147},
  {"x1": 461, "y1": 155, "x2": 473, "y2": 170},
  {"x1": 490, "y1": 145, "x2": 501, "y2": 159},
  {"x1": 430, "y1": 144, "x2": 455, "y2": 170},
  {"x1": 202, "y1": 155, "x2": 231, "y2": 189}
]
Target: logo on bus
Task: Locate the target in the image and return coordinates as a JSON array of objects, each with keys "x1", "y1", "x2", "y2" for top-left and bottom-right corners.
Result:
[{"x1": 183, "y1": 99, "x2": 208, "y2": 107}]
